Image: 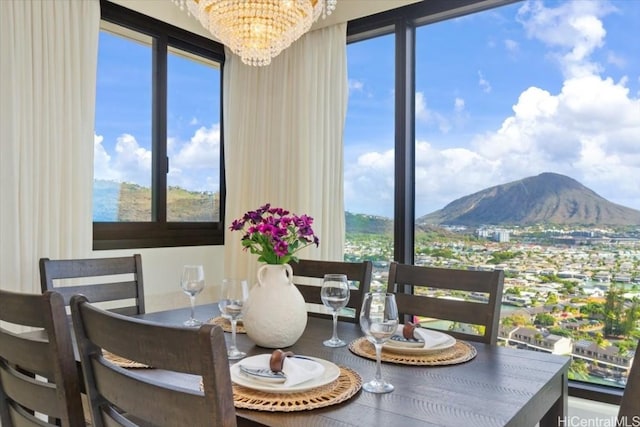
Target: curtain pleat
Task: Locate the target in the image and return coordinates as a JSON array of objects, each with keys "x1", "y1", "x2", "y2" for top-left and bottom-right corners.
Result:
[
  {"x1": 0, "y1": 0, "x2": 99, "y2": 293},
  {"x1": 223, "y1": 23, "x2": 348, "y2": 283}
]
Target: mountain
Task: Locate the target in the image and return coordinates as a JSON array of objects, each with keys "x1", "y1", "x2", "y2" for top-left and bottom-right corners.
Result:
[
  {"x1": 346, "y1": 212, "x2": 393, "y2": 234},
  {"x1": 418, "y1": 172, "x2": 640, "y2": 226}
]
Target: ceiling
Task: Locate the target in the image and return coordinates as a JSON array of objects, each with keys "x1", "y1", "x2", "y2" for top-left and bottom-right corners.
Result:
[
  {"x1": 110, "y1": 0, "x2": 422, "y2": 41},
  {"x1": 312, "y1": 0, "x2": 423, "y2": 29}
]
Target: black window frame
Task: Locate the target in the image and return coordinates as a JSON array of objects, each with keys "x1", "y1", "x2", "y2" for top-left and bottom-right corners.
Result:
[
  {"x1": 346, "y1": 0, "x2": 626, "y2": 406},
  {"x1": 94, "y1": 0, "x2": 226, "y2": 250}
]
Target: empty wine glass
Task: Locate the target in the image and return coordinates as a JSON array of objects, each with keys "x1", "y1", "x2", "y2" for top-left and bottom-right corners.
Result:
[
  {"x1": 321, "y1": 274, "x2": 350, "y2": 347},
  {"x1": 181, "y1": 265, "x2": 205, "y2": 326},
  {"x1": 359, "y1": 292, "x2": 399, "y2": 393},
  {"x1": 218, "y1": 278, "x2": 249, "y2": 360}
]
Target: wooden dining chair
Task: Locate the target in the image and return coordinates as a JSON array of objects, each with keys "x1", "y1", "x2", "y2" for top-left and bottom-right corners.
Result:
[
  {"x1": 618, "y1": 339, "x2": 640, "y2": 421},
  {"x1": 0, "y1": 289, "x2": 85, "y2": 427},
  {"x1": 291, "y1": 259, "x2": 373, "y2": 323},
  {"x1": 40, "y1": 254, "x2": 145, "y2": 315},
  {"x1": 70, "y1": 294, "x2": 237, "y2": 427},
  {"x1": 387, "y1": 262, "x2": 504, "y2": 345}
]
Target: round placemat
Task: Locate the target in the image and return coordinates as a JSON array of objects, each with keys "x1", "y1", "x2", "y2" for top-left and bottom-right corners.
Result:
[
  {"x1": 202, "y1": 366, "x2": 361, "y2": 412},
  {"x1": 208, "y1": 316, "x2": 246, "y2": 334},
  {"x1": 349, "y1": 337, "x2": 477, "y2": 366},
  {"x1": 102, "y1": 350, "x2": 152, "y2": 369}
]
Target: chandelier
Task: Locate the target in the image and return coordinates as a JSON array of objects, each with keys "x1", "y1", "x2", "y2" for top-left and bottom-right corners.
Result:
[{"x1": 173, "y1": 0, "x2": 337, "y2": 66}]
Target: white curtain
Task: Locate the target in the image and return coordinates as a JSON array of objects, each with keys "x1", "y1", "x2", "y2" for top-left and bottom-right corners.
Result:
[
  {"x1": 223, "y1": 23, "x2": 348, "y2": 283},
  {"x1": 0, "y1": 0, "x2": 100, "y2": 293}
]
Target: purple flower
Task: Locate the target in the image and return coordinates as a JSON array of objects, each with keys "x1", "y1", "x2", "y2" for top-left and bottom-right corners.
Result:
[{"x1": 230, "y1": 204, "x2": 320, "y2": 264}]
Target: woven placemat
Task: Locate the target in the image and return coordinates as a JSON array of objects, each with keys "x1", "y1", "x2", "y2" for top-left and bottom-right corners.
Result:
[
  {"x1": 349, "y1": 337, "x2": 477, "y2": 366},
  {"x1": 201, "y1": 366, "x2": 361, "y2": 412},
  {"x1": 102, "y1": 350, "x2": 152, "y2": 369},
  {"x1": 208, "y1": 316, "x2": 246, "y2": 334}
]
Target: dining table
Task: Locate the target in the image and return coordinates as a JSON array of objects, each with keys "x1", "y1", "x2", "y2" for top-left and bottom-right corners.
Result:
[{"x1": 133, "y1": 303, "x2": 569, "y2": 427}]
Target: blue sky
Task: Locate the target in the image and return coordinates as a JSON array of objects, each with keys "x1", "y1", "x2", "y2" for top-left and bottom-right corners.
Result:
[
  {"x1": 95, "y1": 0, "x2": 640, "y2": 219},
  {"x1": 344, "y1": 0, "x2": 640, "y2": 218}
]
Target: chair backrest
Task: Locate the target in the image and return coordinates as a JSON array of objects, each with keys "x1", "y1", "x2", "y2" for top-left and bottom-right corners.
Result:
[
  {"x1": 40, "y1": 254, "x2": 145, "y2": 315},
  {"x1": 0, "y1": 289, "x2": 85, "y2": 427},
  {"x1": 291, "y1": 259, "x2": 373, "y2": 323},
  {"x1": 388, "y1": 262, "x2": 504, "y2": 345},
  {"x1": 70, "y1": 294, "x2": 237, "y2": 427},
  {"x1": 618, "y1": 340, "x2": 639, "y2": 421}
]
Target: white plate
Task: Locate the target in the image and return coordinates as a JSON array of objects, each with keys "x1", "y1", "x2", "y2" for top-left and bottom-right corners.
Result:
[
  {"x1": 383, "y1": 326, "x2": 456, "y2": 355},
  {"x1": 230, "y1": 355, "x2": 341, "y2": 393}
]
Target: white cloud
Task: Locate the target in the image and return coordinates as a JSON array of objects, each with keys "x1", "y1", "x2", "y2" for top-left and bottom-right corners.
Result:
[
  {"x1": 606, "y1": 51, "x2": 626, "y2": 68},
  {"x1": 454, "y1": 97, "x2": 465, "y2": 113},
  {"x1": 349, "y1": 79, "x2": 364, "y2": 93},
  {"x1": 516, "y1": 0, "x2": 613, "y2": 78},
  {"x1": 504, "y1": 39, "x2": 519, "y2": 53},
  {"x1": 94, "y1": 133, "x2": 151, "y2": 186},
  {"x1": 168, "y1": 124, "x2": 221, "y2": 191},
  {"x1": 415, "y1": 91, "x2": 451, "y2": 133},
  {"x1": 94, "y1": 125, "x2": 221, "y2": 192},
  {"x1": 345, "y1": 72, "x2": 640, "y2": 217},
  {"x1": 478, "y1": 70, "x2": 492, "y2": 93}
]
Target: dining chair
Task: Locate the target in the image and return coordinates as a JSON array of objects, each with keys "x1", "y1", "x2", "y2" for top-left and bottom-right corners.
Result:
[
  {"x1": 618, "y1": 339, "x2": 639, "y2": 421},
  {"x1": 70, "y1": 294, "x2": 237, "y2": 427},
  {"x1": 387, "y1": 262, "x2": 505, "y2": 345},
  {"x1": 40, "y1": 254, "x2": 145, "y2": 315},
  {"x1": 0, "y1": 289, "x2": 85, "y2": 427},
  {"x1": 291, "y1": 259, "x2": 373, "y2": 323}
]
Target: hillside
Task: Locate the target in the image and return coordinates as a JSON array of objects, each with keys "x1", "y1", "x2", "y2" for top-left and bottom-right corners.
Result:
[
  {"x1": 418, "y1": 172, "x2": 640, "y2": 226},
  {"x1": 93, "y1": 180, "x2": 220, "y2": 221}
]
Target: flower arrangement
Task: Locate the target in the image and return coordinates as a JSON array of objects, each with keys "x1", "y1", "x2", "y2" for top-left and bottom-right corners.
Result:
[{"x1": 230, "y1": 203, "x2": 319, "y2": 265}]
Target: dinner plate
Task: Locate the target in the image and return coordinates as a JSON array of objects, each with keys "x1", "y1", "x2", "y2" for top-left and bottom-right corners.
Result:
[
  {"x1": 230, "y1": 355, "x2": 341, "y2": 393},
  {"x1": 383, "y1": 326, "x2": 456, "y2": 355}
]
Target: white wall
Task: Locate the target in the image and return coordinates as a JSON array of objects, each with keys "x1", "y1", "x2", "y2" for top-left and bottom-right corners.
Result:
[{"x1": 97, "y1": 246, "x2": 226, "y2": 313}]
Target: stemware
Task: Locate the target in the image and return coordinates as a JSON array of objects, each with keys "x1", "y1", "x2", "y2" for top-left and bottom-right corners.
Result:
[
  {"x1": 218, "y1": 278, "x2": 249, "y2": 359},
  {"x1": 320, "y1": 274, "x2": 350, "y2": 347},
  {"x1": 180, "y1": 265, "x2": 205, "y2": 326},
  {"x1": 359, "y1": 292, "x2": 399, "y2": 393}
]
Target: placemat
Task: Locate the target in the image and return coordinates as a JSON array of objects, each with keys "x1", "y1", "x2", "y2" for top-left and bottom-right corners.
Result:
[
  {"x1": 208, "y1": 316, "x2": 246, "y2": 334},
  {"x1": 349, "y1": 337, "x2": 477, "y2": 366},
  {"x1": 202, "y1": 366, "x2": 361, "y2": 412},
  {"x1": 102, "y1": 350, "x2": 152, "y2": 369}
]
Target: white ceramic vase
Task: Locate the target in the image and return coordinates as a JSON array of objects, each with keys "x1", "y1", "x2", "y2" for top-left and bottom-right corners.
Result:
[{"x1": 242, "y1": 263, "x2": 308, "y2": 348}]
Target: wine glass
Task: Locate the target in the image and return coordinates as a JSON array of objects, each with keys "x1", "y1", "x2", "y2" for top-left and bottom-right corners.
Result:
[
  {"x1": 321, "y1": 274, "x2": 350, "y2": 347},
  {"x1": 180, "y1": 265, "x2": 205, "y2": 326},
  {"x1": 359, "y1": 292, "x2": 399, "y2": 393},
  {"x1": 218, "y1": 278, "x2": 249, "y2": 360}
]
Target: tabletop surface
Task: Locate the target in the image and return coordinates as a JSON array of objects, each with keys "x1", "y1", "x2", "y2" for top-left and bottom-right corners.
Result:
[{"x1": 136, "y1": 304, "x2": 570, "y2": 427}]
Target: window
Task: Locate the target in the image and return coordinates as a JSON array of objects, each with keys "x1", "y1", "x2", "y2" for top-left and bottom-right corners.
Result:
[
  {"x1": 93, "y1": 1, "x2": 225, "y2": 249},
  {"x1": 344, "y1": 34, "x2": 396, "y2": 289},
  {"x1": 345, "y1": 0, "x2": 639, "y2": 402}
]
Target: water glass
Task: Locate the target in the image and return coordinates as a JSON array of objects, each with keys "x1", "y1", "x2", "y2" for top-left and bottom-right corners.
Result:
[
  {"x1": 181, "y1": 265, "x2": 205, "y2": 326},
  {"x1": 219, "y1": 278, "x2": 249, "y2": 360},
  {"x1": 360, "y1": 292, "x2": 399, "y2": 393},
  {"x1": 321, "y1": 274, "x2": 350, "y2": 347}
]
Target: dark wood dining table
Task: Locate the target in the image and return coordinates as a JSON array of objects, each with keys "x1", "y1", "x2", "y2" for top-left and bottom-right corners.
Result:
[{"x1": 134, "y1": 303, "x2": 569, "y2": 427}]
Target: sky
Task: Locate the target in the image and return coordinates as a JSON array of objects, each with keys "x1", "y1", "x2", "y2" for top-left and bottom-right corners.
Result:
[
  {"x1": 94, "y1": 0, "x2": 640, "y2": 219},
  {"x1": 344, "y1": 0, "x2": 640, "y2": 218}
]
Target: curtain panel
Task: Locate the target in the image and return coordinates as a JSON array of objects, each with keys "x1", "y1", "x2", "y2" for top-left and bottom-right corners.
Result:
[
  {"x1": 0, "y1": 0, "x2": 99, "y2": 293},
  {"x1": 223, "y1": 23, "x2": 348, "y2": 282}
]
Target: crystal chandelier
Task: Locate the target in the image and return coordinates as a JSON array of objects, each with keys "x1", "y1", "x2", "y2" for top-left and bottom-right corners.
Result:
[{"x1": 173, "y1": 0, "x2": 337, "y2": 66}]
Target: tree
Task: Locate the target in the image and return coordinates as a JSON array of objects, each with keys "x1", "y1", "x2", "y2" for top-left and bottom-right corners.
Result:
[
  {"x1": 535, "y1": 313, "x2": 556, "y2": 327},
  {"x1": 603, "y1": 283, "x2": 624, "y2": 336}
]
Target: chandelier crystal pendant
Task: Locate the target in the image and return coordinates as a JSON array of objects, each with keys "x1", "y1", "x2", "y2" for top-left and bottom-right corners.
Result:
[{"x1": 173, "y1": 0, "x2": 337, "y2": 66}]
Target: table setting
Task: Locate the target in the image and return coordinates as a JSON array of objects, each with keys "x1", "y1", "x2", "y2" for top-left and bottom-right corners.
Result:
[{"x1": 122, "y1": 206, "x2": 568, "y2": 425}]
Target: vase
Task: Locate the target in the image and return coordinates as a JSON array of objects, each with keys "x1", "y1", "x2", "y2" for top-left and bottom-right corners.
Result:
[{"x1": 242, "y1": 263, "x2": 308, "y2": 348}]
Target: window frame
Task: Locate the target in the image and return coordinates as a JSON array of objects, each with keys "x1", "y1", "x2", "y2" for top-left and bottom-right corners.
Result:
[
  {"x1": 346, "y1": 0, "x2": 627, "y2": 405},
  {"x1": 94, "y1": 0, "x2": 226, "y2": 250}
]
